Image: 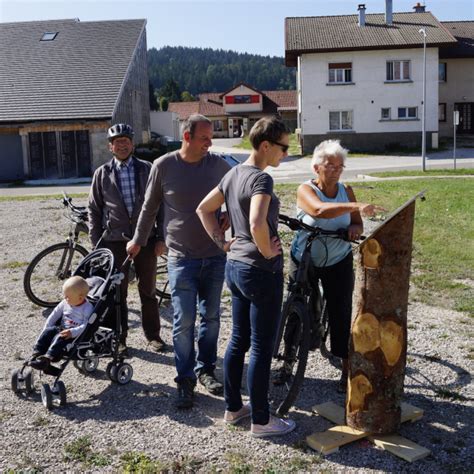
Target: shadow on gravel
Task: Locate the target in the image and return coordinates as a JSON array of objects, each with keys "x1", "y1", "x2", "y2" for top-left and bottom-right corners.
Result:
[
  {"x1": 405, "y1": 352, "x2": 472, "y2": 399},
  {"x1": 45, "y1": 375, "x2": 215, "y2": 428}
]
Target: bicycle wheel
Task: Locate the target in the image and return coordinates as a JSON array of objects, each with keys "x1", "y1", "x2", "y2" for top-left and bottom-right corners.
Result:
[
  {"x1": 156, "y1": 254, "x2": 170, "y2": 300},
  {"x1": 23, "y1": 242, "x2": 88, "y2": 308},
  {"x1": 318, "y1": 294, "x2": 342, "y2": 370},
  {"x1": 270, "y1": 297, "x2": 310, "y2": 416}
]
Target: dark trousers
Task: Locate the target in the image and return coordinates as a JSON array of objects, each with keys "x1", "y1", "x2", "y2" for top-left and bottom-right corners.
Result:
[
  {"x1": 104, "y1": 240, "x2": 161, "y2": 343},
  {"x1": 34, "y1": 326, "x2": 69, "y2": 360},
  {"x1": 290, "y1": 252, "x2": 354, "y2": 359},
  {"x1": 224, "y1": 259, "x2": 284, "y2": 425}
]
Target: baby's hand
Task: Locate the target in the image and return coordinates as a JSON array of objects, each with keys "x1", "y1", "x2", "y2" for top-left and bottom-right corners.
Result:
[{"x1": 60, "y1": 329, "x2": 72, "y2": 339}]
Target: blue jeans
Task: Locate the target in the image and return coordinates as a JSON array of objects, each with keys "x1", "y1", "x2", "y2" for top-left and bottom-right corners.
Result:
[
  {"x1": 167, "y1": 254, "x2": 226, "y2": 382},
  {"x1": 34, "y1": 326, "x2": 70, "y2": 360},
  {"x1": 224, "y1": 259, "x2": 283, "y2": 425}
]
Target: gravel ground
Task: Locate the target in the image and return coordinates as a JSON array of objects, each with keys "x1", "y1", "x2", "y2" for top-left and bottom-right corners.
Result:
[{"x1": 0, "y1": 196, "x2": 472, "y2": 473}]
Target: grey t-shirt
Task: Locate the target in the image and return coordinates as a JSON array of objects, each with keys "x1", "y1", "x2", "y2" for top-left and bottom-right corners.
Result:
[
  {"x1": 134, "y1": 151, "x2": 231, "y2": 258},
  {"x1": 218, "y1": 165, "x2": 283, "y2": 273}
]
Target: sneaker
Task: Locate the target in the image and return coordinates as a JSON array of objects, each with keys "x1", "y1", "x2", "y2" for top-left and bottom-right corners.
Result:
[
  {"x1": 175, "y1": 378, "x2": 196, "y2": 409},
  {"x1": 29, "y1": 351, "x2": 42, "y2": 361},
  {"x1": 198, "y1": 372, "x2": 224, "y2": 395},
  {"x1": 251, "y1": 415, "x2": 296, "y2": 438},
  {"x1": 224, "y1": 404, "x2": 251, "y2": 425},
  {"x1": 148, "y1": 338, "x2": 167, "y2": 353},
  {"x1": 30, "y1": 355, "x2": 51, "y2": 371}
]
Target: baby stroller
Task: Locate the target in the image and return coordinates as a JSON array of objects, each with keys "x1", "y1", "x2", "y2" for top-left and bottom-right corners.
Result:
[{"x1": 10, "y1": 248, "x2": 133, "y2": 409}]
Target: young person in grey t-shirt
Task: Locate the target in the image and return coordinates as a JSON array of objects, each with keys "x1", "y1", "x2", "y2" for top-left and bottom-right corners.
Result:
[
  {"x1": 127, "y1": 114, "x2": 231, "y2": 409},
  {"x1": 197, "y1": 116, "x2": 296, "y2": 438}
]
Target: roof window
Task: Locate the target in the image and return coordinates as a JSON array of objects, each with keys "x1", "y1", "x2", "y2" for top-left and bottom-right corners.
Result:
[{"x1": 41, "y1": 32, "x2": 58, "y2": 41}]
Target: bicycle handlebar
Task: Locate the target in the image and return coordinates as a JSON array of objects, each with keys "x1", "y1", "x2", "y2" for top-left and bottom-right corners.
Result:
[
  {"x1": 62, "y1": 192, "x2": 88, "y2": 223},
  {"x1": 278, "y1": 213, "x2": 365, "y2": 243}
]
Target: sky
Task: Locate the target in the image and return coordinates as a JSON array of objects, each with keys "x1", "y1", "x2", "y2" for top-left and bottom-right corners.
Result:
[{"x1": 1, "y1": 0, "x2": 473, "y2": 57}]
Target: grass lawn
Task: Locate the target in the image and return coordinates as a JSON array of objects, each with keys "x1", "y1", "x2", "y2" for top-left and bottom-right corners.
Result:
[
  {"x1": 275, "y1": 178, "x2": 474, "y2": 316},
  {"x1": 235, "y1": 133, "x2": 300, "y2": 156},
  {"x1": 368, "y1": 168, "x2": 474, "y2": 177}
]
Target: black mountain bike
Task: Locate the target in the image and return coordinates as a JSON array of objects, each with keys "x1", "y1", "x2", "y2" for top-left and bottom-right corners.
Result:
[
  {"x1": 23, "y1": 193, "x2": 171, "y2": 308},
  {"x1": 269, "y1": 214, "x2": 363, "y2": 416}
]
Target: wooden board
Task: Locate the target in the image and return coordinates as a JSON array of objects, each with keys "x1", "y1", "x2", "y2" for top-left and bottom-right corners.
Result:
[
  {"x1": 308, "y1": 401, "x2": 429, "y2": 462},
  {"x1": 370, "y1": 434, "x2": 430, "y2": 462},
  {"x1": 306, "y1": 425, "x2": 367, "y2": 455},
  {"x1": 312, "y1": 401, "x2": 424, "y2": 425}
]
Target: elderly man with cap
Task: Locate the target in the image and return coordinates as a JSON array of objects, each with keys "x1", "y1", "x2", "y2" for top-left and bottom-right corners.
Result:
[{"x1": 88, "y1": 123, "x2": 166, "y2": 354}]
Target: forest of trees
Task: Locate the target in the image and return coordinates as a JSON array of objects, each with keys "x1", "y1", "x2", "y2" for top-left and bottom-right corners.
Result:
[{"x1": 148, "y1": 46, "x2": 296, "y2": 110}]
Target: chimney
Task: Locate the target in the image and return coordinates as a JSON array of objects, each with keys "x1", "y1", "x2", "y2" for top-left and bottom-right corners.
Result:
[
  {"x1": 358, "y1": 4, "x2": 366, "y2": 27},
  {"x1": 413, "y1": 2, "x2": 426, "y2": 13},
  {"x1": 385, "y1": 0, "x2": 393, "y2": 25}
]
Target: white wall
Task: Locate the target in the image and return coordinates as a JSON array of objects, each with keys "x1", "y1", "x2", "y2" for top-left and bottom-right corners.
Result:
[
  {"x1": 150, "y1": 111, "x2": 180, "y2": 139},
  {"x1": 299, "y1": 48, "x2": 439, "y2": 135},
  {"x1": 224, "y1": 84, "x2": 263, "y2": 113}
]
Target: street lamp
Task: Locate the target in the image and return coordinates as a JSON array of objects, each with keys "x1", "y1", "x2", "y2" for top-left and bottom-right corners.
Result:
[{"x1": 419, "y1": 28, "x2": 427, "y2": 172}]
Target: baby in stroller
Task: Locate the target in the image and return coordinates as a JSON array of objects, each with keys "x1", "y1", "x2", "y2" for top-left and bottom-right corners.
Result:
[
  {"x1": 30, "y1": 276, "x2": 94, "y2": 371},
  {"x1": 11, "y1": 248, "x2": 134, "y2": 409}
]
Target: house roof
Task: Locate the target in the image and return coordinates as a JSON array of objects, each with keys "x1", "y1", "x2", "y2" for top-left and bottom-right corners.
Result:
[
  {"x1": 440, "y1": 21, "x2": 474, "y2": 58},
  {"x1": 285, "y1": 12, "x2": 457, "y2": 66},
  {"x1": 168, "y1": 89, "x2": 297, "y2": 120},
  {"x1": 0, "y1": 18, "x2": 146, "y2": 123}
]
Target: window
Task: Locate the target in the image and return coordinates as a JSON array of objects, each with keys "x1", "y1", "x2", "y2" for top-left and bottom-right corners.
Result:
[
  {"x1": 328, "y1": 63, "x2": 352, "y2": 83},
  {"x1": 329, "y1": 110, "x2": 353, "y2": 130},
  {"x1": 41, "y1": 32, "x2": 58, "y2": 41},
  {"x1": 381, "y1": 108, "x2": 391, "y2": 120},
  {"x1": 398, "y1": 107, "x2": 418, "y2": 119},
  {"x1": 386, "y1": 60, "x2": 410, "y2": 81},
  {"x1": 439, "y1": 103, "x2": 446, "y2": 122},
  {"x1": 439, "y1": 63, "x2": 447, "y2": 82}
]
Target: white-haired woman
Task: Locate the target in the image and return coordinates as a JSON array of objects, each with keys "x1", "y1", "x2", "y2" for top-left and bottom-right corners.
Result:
[{"x1": 290, "y1": 140, "x2": 383, "y2": 391}]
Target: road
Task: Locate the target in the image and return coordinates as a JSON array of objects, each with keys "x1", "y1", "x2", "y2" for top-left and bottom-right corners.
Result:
[{"x1": 0, "y1": 138, "x2": 473, "y2": 195}]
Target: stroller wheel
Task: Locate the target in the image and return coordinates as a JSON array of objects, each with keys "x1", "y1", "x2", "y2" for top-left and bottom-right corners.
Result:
[
  {"x1": 10, "y1": 369, "x2": 20, "y2": 393},
  {"x1": 83, "y1": 357, "x2": 99, "y2": 373},
  {"x1": 41, "y1": 384, "x2": 53, "y2": 409},
  {"x1": 24, "y1": 369, "x2": 34, "y2": 394},
  {"x1": 115, "y1": 363, "x2": 133, "y2": 385},
  {"x1": 53, "y1": 381, "x2": 67, "y2": 406},
  {"x1": 106, "y1": 362, "x2": 117, "y2": 382}
]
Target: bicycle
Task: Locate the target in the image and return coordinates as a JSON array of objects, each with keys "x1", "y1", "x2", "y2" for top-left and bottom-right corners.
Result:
[
  {"x1": 23, "y1": 193, "x2": 171, "y2": 308},
  {"x1": 269, "y1": 213, "x2": 364, "y2": 416}
]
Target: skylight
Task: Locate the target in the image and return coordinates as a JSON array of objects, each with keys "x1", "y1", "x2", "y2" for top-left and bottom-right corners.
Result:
[{"x1": 41, "y1": 32, "x2": 58, "y2": 41}]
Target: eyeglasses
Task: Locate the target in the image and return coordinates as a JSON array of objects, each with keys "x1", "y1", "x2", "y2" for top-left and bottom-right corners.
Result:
[
  {"x1": 268, "y1": 140, "x2": 289, "y2": 153},
  {"x1": 322, "y1": 163, "x2": 345, "y2": 172}
]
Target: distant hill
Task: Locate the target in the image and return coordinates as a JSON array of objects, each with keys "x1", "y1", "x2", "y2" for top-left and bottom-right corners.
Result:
[{"x1": 148, "y1": 46, "x2": 296, "y2": 99}]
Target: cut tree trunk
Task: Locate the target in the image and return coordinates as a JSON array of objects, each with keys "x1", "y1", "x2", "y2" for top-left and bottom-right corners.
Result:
[{"x1": 346, "y1": 200, "x2": 416, "y2": 434}]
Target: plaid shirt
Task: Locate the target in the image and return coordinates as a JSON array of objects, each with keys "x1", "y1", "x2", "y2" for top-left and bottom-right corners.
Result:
[{"x1": 114, "y1": 157, "x2": 135, "y2": 217}]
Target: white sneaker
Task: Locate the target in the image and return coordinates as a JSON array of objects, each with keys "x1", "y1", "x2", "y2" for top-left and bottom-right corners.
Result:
[
  {"x1": 224, "y1": 403, "x2": 251, "y2": 425},
  {"x1": 251, "y1": 415, "x2": 296, "y2": 438}
]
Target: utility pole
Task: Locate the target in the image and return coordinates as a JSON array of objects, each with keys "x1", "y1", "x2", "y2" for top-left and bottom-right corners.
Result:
[{"x1": 419, "y1": 28, "x2": 427, "y2": 172}]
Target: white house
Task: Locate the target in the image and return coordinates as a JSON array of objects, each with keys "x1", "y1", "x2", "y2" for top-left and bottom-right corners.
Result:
[{"x1": 285, "y1": 1, "x2": 458, "y2": 153}]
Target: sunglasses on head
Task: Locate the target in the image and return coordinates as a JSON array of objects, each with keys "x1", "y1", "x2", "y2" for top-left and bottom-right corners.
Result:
[{"x1": 268, "y1": 140, "x2": 289, "y2": 153}]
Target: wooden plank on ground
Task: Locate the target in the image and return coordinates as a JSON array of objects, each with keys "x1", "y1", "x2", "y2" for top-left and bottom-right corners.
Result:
[
  {"x1": 312, "y1": 401, "x2": 424, "y2": 425},
  {"x1": 310, "y1": 401, "x2": 429, "y2": 461},
  {"x1": 369, "y1": 434, "x2": 431, "y2": 462},
  {"x1": 306, "y1": 425, "x2": 368, "y2": 455}
]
